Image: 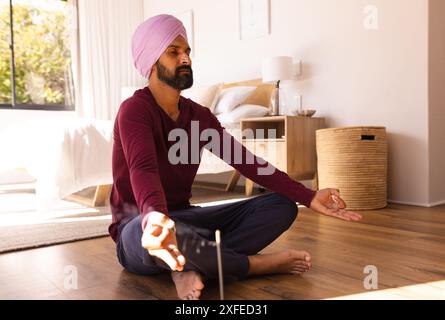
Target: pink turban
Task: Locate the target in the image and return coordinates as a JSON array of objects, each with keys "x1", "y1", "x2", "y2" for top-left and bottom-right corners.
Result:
[{"x1": 132, "y1": 14, "x2": 188, "y2": 79}]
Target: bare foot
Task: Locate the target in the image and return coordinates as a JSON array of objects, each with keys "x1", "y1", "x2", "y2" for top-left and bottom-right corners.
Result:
[
  {"x1": 247, "y1": 250, "x2": 312, "y2": 276},
  {"x1": 171, "y1": 271, "x2": 205, "y2": 300}
]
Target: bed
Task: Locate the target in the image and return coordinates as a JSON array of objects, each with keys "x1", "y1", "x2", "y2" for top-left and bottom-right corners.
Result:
[
  {"x1": 196, "y1": 79, "x2": 274, "y2": 174},
  {"x1": 0, "y1": 118, "x2": 114, "y2": 208},
  {"x1": 0, "y1": 80, "x2": 274, "y2": 208}
]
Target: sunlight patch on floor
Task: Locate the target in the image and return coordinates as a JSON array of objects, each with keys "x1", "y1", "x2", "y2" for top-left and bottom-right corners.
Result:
[
  {"x1": 325, "y1": 280, "x2": 445, "y2": 300},
  {"x1": 196, "y1": 197, "x2": 251, "y2": 207},
  {"x1": 0, "y1": 183, "x2": 109, "y2": 227}
]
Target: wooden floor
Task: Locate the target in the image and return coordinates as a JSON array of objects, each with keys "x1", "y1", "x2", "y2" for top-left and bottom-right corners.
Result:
[{"x1": 1, "y1": 202, "x2": 444, "y2": 300}]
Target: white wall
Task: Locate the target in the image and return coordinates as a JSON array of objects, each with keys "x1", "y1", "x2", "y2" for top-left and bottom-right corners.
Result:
[
  {"x1": 428, "y1": 0, "x2": 445, "y2": 206},
  {"x1": 144, "y1": 0, "x2": 435, "y2": 206}
]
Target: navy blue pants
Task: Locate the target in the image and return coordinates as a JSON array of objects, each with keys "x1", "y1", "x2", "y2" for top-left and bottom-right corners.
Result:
[{"x1": 115, "y1": 192, "x2": 298, "y2": 282}]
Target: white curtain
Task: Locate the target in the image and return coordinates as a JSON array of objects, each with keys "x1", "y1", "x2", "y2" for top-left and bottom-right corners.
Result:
[{"x1": 69, "y1": 0, "x2": 146, "y2": 120}]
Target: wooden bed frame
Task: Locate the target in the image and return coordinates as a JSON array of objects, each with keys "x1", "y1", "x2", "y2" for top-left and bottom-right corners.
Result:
[{"x1": 65, "y1": 184, "x2": 112, "y2": 207}]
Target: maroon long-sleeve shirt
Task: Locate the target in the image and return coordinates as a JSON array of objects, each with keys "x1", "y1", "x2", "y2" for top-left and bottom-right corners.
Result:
[{"x1": 109, "y1": 87, "x2": 316, "y2": 242}]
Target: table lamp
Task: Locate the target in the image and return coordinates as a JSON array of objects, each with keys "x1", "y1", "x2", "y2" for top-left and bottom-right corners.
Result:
[{"x1": 262, "y1": 56, "x2": 294, "y2": 115}]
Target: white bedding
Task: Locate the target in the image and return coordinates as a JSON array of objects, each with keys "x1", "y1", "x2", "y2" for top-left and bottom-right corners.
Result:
[
  {"x1": 0, "y1": 117, "x2": 113, "y2": 209},
  {"x1": 0, "y1": 117, "x2": 240, "y2": 209},
  {"x1": 196, "y1": 123, "x2": 242, "y2": 175}
]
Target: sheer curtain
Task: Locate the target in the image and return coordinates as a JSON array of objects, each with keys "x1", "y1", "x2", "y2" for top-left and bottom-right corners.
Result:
[{"x1": 69, "y1": 0, "x2": 146, "y2": 120}]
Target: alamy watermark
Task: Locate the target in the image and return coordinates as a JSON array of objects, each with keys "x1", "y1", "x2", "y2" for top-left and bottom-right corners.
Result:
[
  {"x1": 167, "y1": 121, "x2": 277, "y2": 176},
  {"x1": 364, "y1": 5, "x2": 379, "y2": 31},
  {"x1": 64, "y1": 265, "x2": 78, "y2": 290},
  {"x1": 363, "y1": 265, "x2": 378, "y2": 290}
]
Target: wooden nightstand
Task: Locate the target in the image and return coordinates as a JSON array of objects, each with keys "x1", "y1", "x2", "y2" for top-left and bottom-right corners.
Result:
[{"x1": 227, "y1": 116, "x2": 325, "y2": 196}]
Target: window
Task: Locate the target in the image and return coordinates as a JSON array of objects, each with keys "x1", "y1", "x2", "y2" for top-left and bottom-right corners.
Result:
[{"x1": 0, "y1": 0, "x2": 74, "y2": 111}]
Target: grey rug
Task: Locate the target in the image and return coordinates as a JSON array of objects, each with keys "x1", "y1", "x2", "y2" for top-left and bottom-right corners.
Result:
[
  {"x1": 0, "y1": 183, "x2": 254, "y2": 254},
  {"x1": 0, "y1": 217, "x2": 112, "y2": 253}
]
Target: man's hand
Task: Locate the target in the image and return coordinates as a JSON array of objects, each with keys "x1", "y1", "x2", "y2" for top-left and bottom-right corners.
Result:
[
  {"x1": 310, "y1": 188, "x2": 363, "y2": 222},
  {"x1": 141, "y1": 211, "x2": 186, "y2": 271}
]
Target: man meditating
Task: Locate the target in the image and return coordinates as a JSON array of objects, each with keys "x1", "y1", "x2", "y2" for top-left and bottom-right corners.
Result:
[{"x1": 110, "y1": 14, "x2": 362, "y2": 300}]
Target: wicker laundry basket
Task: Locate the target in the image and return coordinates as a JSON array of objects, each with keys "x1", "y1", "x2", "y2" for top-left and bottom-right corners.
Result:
[{"x1": 316, "y1": 126, "x2": 388, "y2": 210}]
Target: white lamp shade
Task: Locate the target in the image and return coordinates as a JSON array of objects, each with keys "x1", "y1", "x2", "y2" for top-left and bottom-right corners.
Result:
[{"x1": 262, "y1": 56, "x2": 294, "y2": 83}]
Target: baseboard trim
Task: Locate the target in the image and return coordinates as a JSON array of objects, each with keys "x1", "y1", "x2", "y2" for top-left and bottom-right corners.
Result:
[
  {"x1": 388, "y1": 199, "x2": 445, "y2": 208},
  {"x1": 428, "y1": 199, "x2": 445, "y2": 207}
]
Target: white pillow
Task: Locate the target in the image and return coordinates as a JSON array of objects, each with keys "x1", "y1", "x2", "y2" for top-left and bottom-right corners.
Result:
[
  {"x1": 216, "y1": 104, "x2": 269, "y2": 124},
  {"x1": 213, "y1": 86, "x2": 256, "y2": 115},
  {"x1": 181, "y1": 83, "x2": 223, "y2": 112}
]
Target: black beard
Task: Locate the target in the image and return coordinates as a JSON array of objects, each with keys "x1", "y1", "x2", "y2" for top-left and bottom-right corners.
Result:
[{"x1": 155, "y1": 61, "x2": 194, "y2": 91}]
